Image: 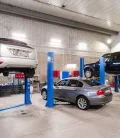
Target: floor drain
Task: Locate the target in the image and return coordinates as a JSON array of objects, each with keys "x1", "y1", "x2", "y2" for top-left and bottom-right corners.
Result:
[{"x1": 21, "y1": 112, "x2": 27, "y2": 115}]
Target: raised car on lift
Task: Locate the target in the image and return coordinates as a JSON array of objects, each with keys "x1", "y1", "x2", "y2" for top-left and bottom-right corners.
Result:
[
  {"x1": 0, "y1": 38, "x2": 38, "y2": 78},
  {"x1": 84, "y1": 52, "x2": 120, "y2": 78}
]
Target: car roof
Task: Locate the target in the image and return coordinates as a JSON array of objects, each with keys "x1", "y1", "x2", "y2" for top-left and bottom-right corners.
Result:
[
  {"x1": 103, "y1": 52, "x2": 120, "y2": 56},
  {"x1": 103, "y1": 53, "x2": 111, "y2": 56},
  {"x1": 0, "y1": 38, "x2": 33, "y2": 49},
  {"x1": 62, "y1": 77, "x2": 83, "y2": 81},
  {"x1": 112, "y1": 52, "x2": 120, "y2": 55}
]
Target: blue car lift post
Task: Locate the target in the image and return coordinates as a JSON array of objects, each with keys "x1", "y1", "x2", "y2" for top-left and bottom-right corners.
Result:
[
  {"x1": 100, "y1": 57, "x2": 105, "y2": 85},
  {"x1": 80, "y1": 58, "x2": 84, "y2": 78},
  {"x1": 99, "y1": 57, "x2": 119, "y2": 92},
  {"x1": 0, "y1": 77, "x2": 32, "y2": 112},
  {"x1": 114, "y1": 76, "x2": 119, "y2": 92},
  {"x1": 46, "y1": 52, "x2": 55, "y2": 108}
]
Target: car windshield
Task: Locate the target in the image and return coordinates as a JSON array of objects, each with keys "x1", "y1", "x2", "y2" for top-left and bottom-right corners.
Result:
[
  {"x1": 0, "y1": 38, "x2": 32, "y2": 48},
  {"x1": 83, "y1": 80, "x2": 101, "y2": 86},
  {"x1": 103, "y1": 54, "x2": 111, "y2": 62}
]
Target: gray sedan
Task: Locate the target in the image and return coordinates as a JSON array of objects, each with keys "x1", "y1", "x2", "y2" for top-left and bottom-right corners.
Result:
[{"x1": 41, "y1": 77, "x2": 112, "y2": 110}]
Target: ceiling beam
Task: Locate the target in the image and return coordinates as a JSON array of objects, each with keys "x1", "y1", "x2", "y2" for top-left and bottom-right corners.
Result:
[{"x1": 0, "y1": 2, "x2": 118, "y2": 35}]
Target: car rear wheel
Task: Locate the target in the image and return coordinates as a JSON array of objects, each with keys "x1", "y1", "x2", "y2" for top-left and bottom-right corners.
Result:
[
  {"x1": 42, "y1": 90, "x2": 47, "y2": 100},
  {"x1": 84, "y1": 69, "x2": 93, "y2": 78},
  {"x1": 3, "y1": 72, "x2": 9, "y2": 77},
  {"x1": 76, "y1": 96, "x2": 90, "y2": 110},
  {"x1": 24, "y1": 69, "x2": 35, "y2": 78},
  {"x1": 94, "y1": 72, "x2": 99, "y2": 77}
]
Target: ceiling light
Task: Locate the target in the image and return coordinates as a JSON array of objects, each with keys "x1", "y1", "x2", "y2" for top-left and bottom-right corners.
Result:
[
  {"x1": 12, "y1": 33, "x2": 26, "y2": 38},
  {"x1": 66, "y1": 64, "x2": 76, "y2": 68},
  {"x1": 107, "y1": 21, "x2": 111, "y2": 26},
  {"x1": 51, "y1": 38, "x2": 61, "y2": 43},
  {"x1": 107, "y1": 39, "x2": 112, "y2": 44},
  {"x1": 78, "y1": 42, "x2": 87, "y2": 50},
  {"x1": 79, "y1": 42, "x2": 87, "y2": 46}
]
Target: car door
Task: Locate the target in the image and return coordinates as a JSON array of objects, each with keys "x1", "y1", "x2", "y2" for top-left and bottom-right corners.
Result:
[
  {"x1": 63, "y1": 79, "x2": 83, "y2": 103},
  {"x1": 104, "y1": 54, "x2": 113, "y2": 72},
  {"x1": 54, "y1": 79, "x2": 69, "y2": 100},
  {"x1": 94, "y1": 54, "x2": 111, "y2": 73},
  {"x1": 109, "y1": 53, "x2": 120, "y2": 73},
  {"x1": 94, "y1": 61, "x2": 99, "y2": 72}
]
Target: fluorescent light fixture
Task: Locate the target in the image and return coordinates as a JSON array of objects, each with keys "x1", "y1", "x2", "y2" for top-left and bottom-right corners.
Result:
[
  {"x1": 79, "y1": 42, "x2": 87, "y2": 46},
  {"x1": 107, "y1": 39, "x2": 112, "y2": 44},
  {"x1": 66, "y1": 64, "x2": 76, "y2": 68},
  {"x1": 12, "y1": 33, "x2": 26, "y2": 38},
  {"x1": 51, "y1": 38, "x2": 61, "y2": 43},
  {"x1": 107, "y1": 21, "x2": 111, "y2": 26},
  {"x1": 78, "y1": 42, "x2": 87, "y2": 50}
]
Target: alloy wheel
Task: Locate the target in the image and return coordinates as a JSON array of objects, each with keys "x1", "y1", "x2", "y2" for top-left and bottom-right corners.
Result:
[{"x1": 77, "y1": 98, "x2": 87, "y2": 109}]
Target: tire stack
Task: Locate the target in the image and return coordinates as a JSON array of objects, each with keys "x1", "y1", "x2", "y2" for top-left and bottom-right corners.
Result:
[{"x1": 0, "y1": 85, "x2": 24, "y2": 97}]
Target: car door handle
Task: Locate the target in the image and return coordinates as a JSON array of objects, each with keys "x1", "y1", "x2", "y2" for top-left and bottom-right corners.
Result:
[
  {"x1": 73, "y1": 88, "x2": 77, "y2": 91},
  {"x1": 59, "y1": 87, "x2": 63, "y2": 89}
]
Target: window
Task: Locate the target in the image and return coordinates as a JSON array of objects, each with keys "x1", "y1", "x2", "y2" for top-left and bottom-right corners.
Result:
[
  {"x1": 103, "y1": 54, "x2": 111, "y2": 62},
  {"x1": 112, "y1": 54, "x2": 120, "y2": 61},
  {"x1": 83, "y1": 80, "x2": 101, "y2": 86},
  {"x1": 68, "y1": 80, "x2": 79, "y2": 87},
  {"x1": 78, "y1": 81, "x2": 83, "y2": 87},
  {"x1": 57, "y1": 79, "x2": 69, "y2": 86}
]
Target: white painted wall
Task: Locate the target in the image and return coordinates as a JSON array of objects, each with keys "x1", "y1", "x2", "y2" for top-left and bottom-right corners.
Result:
[
  {"x1": 111, "y1": 33, "x2": 120, "y2": 52},
  {"x1": 0, "y1": 13, "x2": 110, "y2": 57}
]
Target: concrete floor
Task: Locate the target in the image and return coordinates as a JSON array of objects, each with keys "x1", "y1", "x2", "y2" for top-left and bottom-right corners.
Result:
[{"x1": 0, "y1": 93, "x2": 120, "y2": 138}]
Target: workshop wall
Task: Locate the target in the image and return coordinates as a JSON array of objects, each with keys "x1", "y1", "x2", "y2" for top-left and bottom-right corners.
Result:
[
  {"x1": 111, "y1": 33, "x2": 120, "y2": 52},
  {"x1": 0, "y1": 13, "x2": 110, "y2": 82}
]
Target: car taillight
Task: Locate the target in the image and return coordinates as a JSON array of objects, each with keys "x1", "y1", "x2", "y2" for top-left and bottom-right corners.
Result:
[
  {"x1": 0, "y1": 62, "x2": 3, "y2": 64},
  {"x1": 97, "y1": 90, "x2": 105, "y2": 95}
]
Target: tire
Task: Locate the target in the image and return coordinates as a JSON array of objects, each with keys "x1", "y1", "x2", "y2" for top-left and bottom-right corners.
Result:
[
  {"x1": 94, "y1": 72, "x2": 99, "y2": 77},
  {"x1": 41, "y1": 90, "x2": 47, "y2": 100},
  {"x1": 3, "y1": 72, "x2": 9, "y2": 77},
  {"x1": 24, "y1": 69, "x2": 35, "y2": 78},
  {"x1": 76, "y1": 96, "x2": 90, "y2": 110},
  {"x1": 84, "y1": 68, "x2": 93, "y2": 78}
]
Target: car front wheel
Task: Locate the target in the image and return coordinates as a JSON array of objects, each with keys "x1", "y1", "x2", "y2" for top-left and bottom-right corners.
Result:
[{"x1": 76, "y1": 96, "x2": 90, "y2": 110}]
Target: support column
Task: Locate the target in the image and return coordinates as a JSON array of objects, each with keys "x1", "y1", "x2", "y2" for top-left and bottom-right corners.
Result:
[
  {"x1": 80, "y1": 58, "x2": 84, "y2": 78},
  {"x1": 114, "y1": 76, "x2": 119, "y2": 92},
  {"x1": 100, "y1": 57, "x2": 105, "y2": 85},
  {"x1": 46, "y1": 52, "x2": 54, "y2": 108},
  {"x1": 18, "y1": 78, "x2": 20, "y2": 85},
  {"x1": 24, "y1": 77, "x2": 32, "y2": 104},
  {"x1": 12, "y1": 75, "x2": 14, "y2": 86}
]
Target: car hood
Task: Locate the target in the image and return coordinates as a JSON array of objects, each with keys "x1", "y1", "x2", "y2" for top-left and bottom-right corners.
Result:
[{"x1": 85, "y1": 63, "x2": 95, "y2": 66}]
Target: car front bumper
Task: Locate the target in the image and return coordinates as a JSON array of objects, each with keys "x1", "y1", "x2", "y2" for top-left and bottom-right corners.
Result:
[
  {"x1": 89, "y1": 94, "x2": 113, "y2": 105},
  {"x1": 0, "y1": 57, "x2": 37, "y2": 68}
]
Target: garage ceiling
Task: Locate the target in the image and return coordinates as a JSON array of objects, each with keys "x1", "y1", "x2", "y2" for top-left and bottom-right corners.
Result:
[{"x1": 0, "y1": 0, "x2": 120, "y2": 32}]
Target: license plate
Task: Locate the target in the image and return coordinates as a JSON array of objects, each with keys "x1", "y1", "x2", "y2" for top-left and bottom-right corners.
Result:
[{"x1": 9, "y1": 48, "x2": 30, "y2": 57}]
